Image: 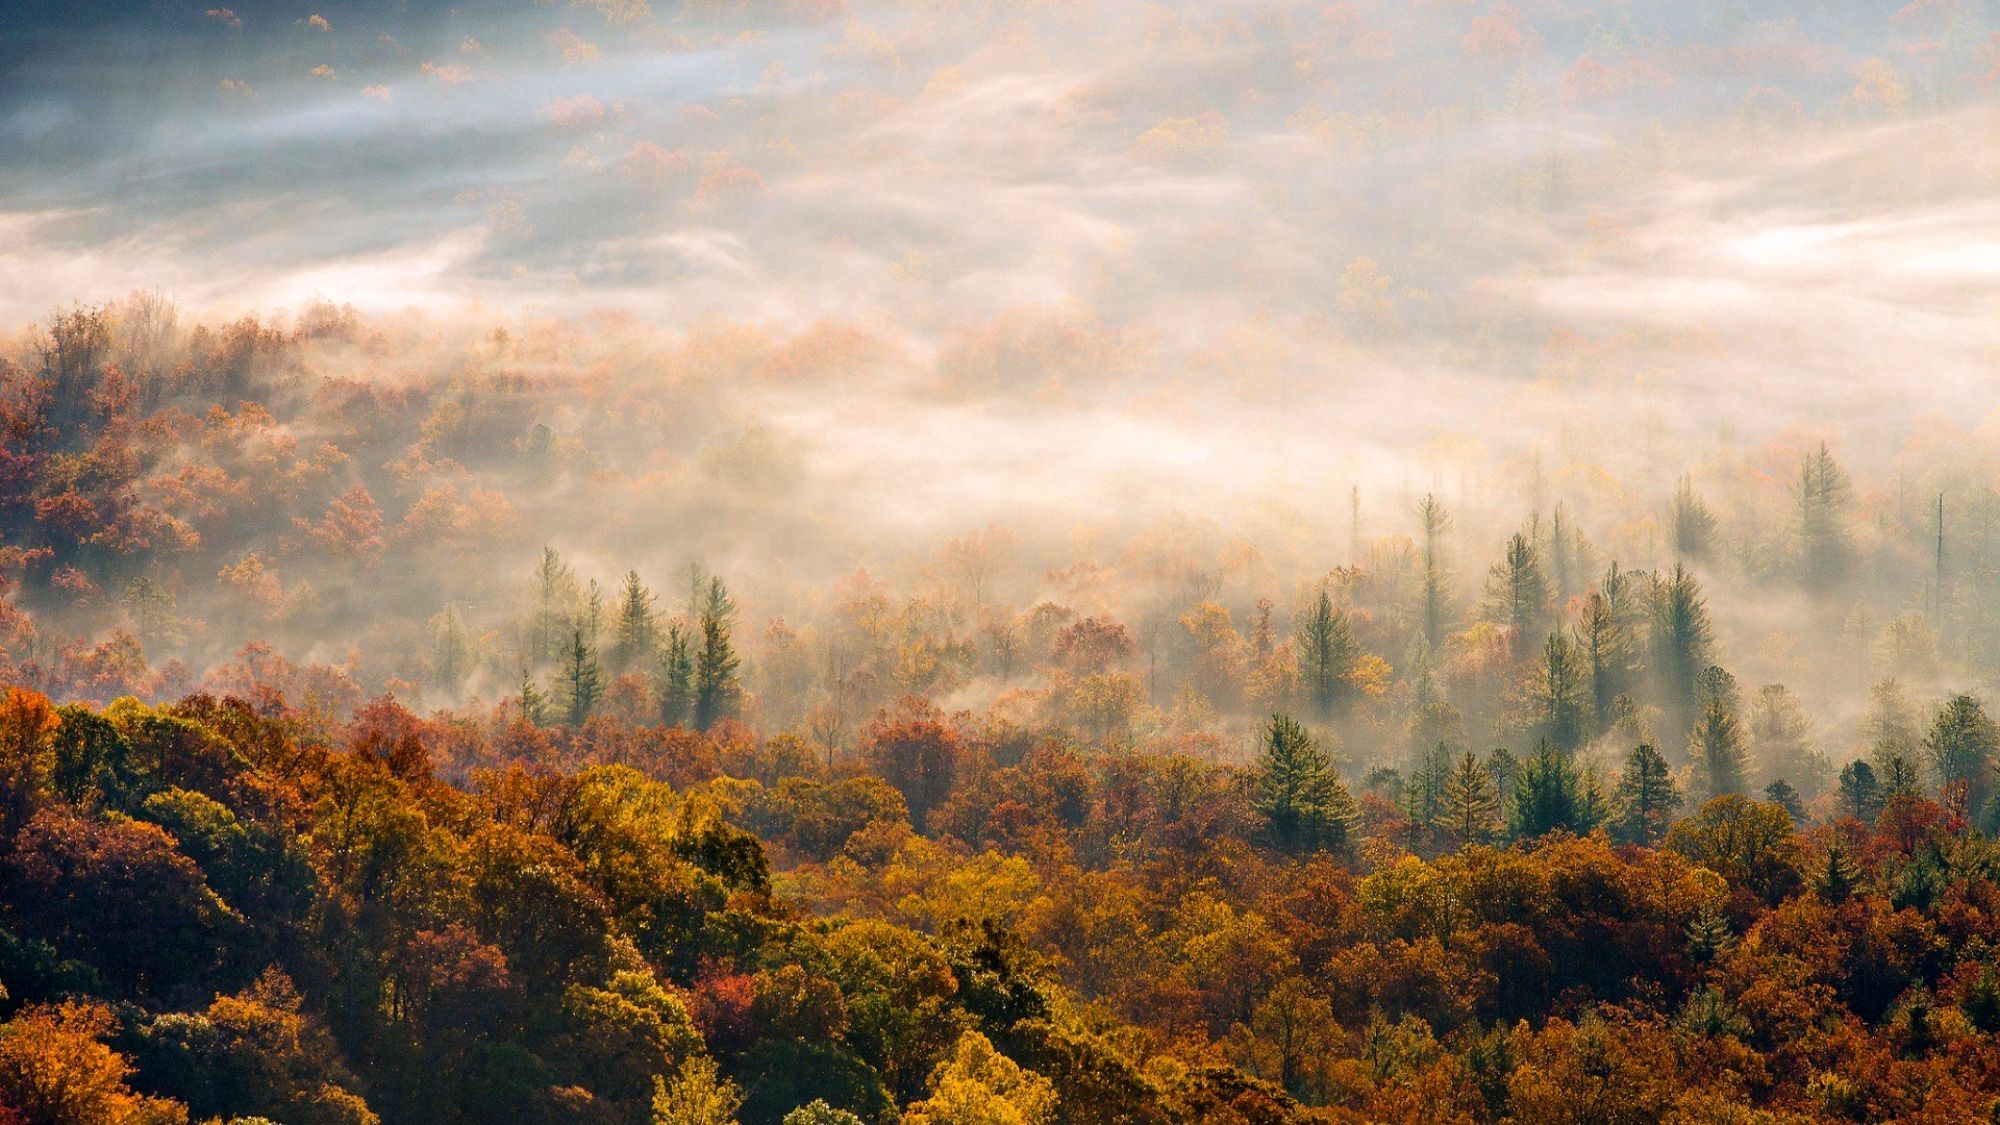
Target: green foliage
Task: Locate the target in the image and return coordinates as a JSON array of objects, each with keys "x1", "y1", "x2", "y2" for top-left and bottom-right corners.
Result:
[
  {"x1": 1252, "y1": 714, "x2": 1355, "y2": 856},
  {"x1": 1508, "y1": 740, "x2": 1601, "y2": 840}
]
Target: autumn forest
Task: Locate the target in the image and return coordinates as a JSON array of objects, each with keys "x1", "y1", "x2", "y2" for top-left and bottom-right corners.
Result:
[{"x1": 9, "y1": 1, "x2": 2000, "y2": 1123}]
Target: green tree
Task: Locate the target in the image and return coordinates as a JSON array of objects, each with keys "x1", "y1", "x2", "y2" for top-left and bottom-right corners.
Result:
[
  {"x1": 1836, "y1": 759, "x2": 1882, "y2": 822},
  {"x1": 1649, "y1": 564, "x2": 1714, "y2": 739},
  {"x1": 1295, "y1": 590, "x2": 1361, "y2": 721},
  {"x1": 1671, "y1": 475, "x2": 1717, "y2": 562},
  {"x1": 1687, "y1": 668, "x2": 1749, "y2": 799},
  {"x1": 1417, "y1": 493, "x2": 1452, "y2": 652},
  {"x1": 1523, "y1": 630, "x2": 1592, "y2": 752},
  {"x1": 612, "y1": 570, "x2": 660, "y2": 674},
  {"x1": 1796, "y1": 442, "x2": 1853, "y2": 592},
  {"x1": 532, "y1": 545, "x2": 581, "y2": 664},
  {"x1": 694, "y1": 578, "x2": 741, "y2": 732},
  {"x1": 1253, "y1": 714, "x2": 1356, "y2": 856},
  {"x1": 1484, "y1": 532, "x2": 1550, "y2": 659},
  {"x1": 1509, "y1": 740, "x2": 1601, "y2": 839},
  {"x1": 659, "y1": 625, "x2": 694, "y2": 728},
  {"x1": 557, "y1": 625, "x2": 603, "y2": 728},
  {"x1": 1609, "y1": 743, "x2": 1681, "y2": 846},
  {"x1": 1578, "y1": 587, "x2": 1632, "y2": 732},
  {"x1": 1749, "y1": 684, "x2": 1825, "y2": 795},
  {"x1": 1924, "y1": 693, "x2": 2000, "y2": 817},
  {"x1": 1441, "y1": 751, "x2": 1501, "y2": 845},
  {"x1": 652, "y1": 1055, "x2": 742, "y2": 1125}
]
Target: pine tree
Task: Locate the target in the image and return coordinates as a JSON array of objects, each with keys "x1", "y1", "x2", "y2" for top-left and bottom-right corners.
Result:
[
  {"x1": 1441, "y1": 750, "x2": 1501, "y2": 845},
  {"x1": 1485, "y1": 746, "x2": 1521, "y2": 808},
  {"x1": 1296, "y1": 589, "x2": 1360, "y2": 720},
  {"x1": 1685, "y1": 902, "x2": 1735, "y2": 961},
  {"x1": 659, "y1": 624, "x2": 694, "y2": 728},
  {"x1": 557, "y1": 625, "x2": 603, "y2": 727},
  {"x1": 1814, "y1": 837, "x2": 1862, "y2": 902},
  {"x1": 1485, "y1": 532, "x2": 1551, "y2": 660},
  {"x1": 693, "y1": 577, "x2": 741, "y2": 731},
  {"x1": 612, "y1": 570, "x2": 660, "y2": 673},
  {"x1": 1650, "y1": 564, "x2": 1714, "y2": 740},
  {"x1": 1402, "y1": 741, "x2": 1453, "y2": 833},
  {"x1": 1671, "y1": 475, "x2": 1718, "y2": 562},
  {"x1": 1925, "y1": 693, "x2": 2000, "y2": 817},
  {"x1": 518, "y1": 665, "x2": 546, "y2": 726},
  {"x1": 1548, "y1": 503, "x2": 1590, "y2": 603},
  {"x1": 1763, "y1": 779, "x2": 1804, "y2": 822},
  {"x1": 1796, "y1": 442, "x2": 1853, "y2": 593},
  {"x1": 1836, "y1": 759, "x2": 1882, "y2": 822},
  {"x1": 1578, "y1": 590, "x2": 1629, "y2": 732},
  {"x1": 1687, "y1": 667, "x2": 1749, "y2": 799},
  {"x1": 1509, "y1": 740, "x2": 1601, "y2": 839},
  {"x1": 1253, "y1": 714, "x2": 1356, "y2": 855},
  {"x1": 582, "y1": 578, "x2": 606, "y2": 651},
  {"x1": 532, "y1": 545, "x2": 580, "y2": 664},
  {"x1": 1750, "y1": 684, "x2": 1825, "y2": 795},
  {"x1": 1417, "y1": 494, "x2": 1452, "y2": 652},
  {"x1": 1610, "y1": 743, "x2": 1681, "y2": 845},
  {"x1": 1525, "y1": 629, "x2": 1592, "y2": 752},
  {"x1": 1865, "y1": 678, "x2": 1923, "y2": 773}
]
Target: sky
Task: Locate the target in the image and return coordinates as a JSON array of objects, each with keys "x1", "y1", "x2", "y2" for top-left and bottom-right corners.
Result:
[{"x1": 5, "y1": 0, "x2": 2000, "y2": 543}]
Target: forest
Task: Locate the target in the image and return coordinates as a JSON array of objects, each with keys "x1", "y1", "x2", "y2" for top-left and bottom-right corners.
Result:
[{"x1": 10, "y1": 0, "x2": 2000, "y2": 1121}]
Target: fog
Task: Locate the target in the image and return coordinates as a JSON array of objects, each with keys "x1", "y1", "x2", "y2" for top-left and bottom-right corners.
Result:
[{"x1": 4, "y1": 0, "x2": 2000, "y2": 773}]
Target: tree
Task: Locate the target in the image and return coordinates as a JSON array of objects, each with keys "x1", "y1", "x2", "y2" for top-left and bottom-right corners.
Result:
[
  {"x1": 652, "y1": 1055, "x2": 742, "y2": 1125},
  {"x1": 1522, "y1": 630, "x2": 1592, "y2": 752},
  {"x1": 1509, "y1": 740, "x2": 1601, "y2": 839},
  {"x1": 1687, "y1": 667, "x2": 1749, "y2": 800},
  {"x1": 1417, "y1": 493, "x2": 1452, "y2": 651},
  {"x1": 1671, "y1": 475, "x2": 1717, "y2": 562},
  {"x1": 1252, "y1": 714, "x2": 1356, "y2": 856},
  {"x1": 1649, "y1": 565, "x2": 1714, "y2": 738},
  {"x1": 694, "y1": 578, "x2": 741, "y2": 732},
  {"x1": 1578, "y1": 586, "x2": 1633, "y2": 732},
  {"x1": 659, "y1": 625, "x2": 695, "y2": 728},
  {"x1": 612, "y1": 570, "x2": 660, "y2": 673},
  {"x1": 1762, "y1": 779, "x2": 1804, "y2": 822},
  {"x1": 1749, "y1": 684, "x2": 1825, "y2": 795},
  {"x1": 1814, "y1": 837, "x2": 1862, "y2": 902},
  {"x1": 556, "y1": 625, "x2": 603, "y2": 728},
  {"x1": 1484, "y1": 532, "x2": 1550, "y2": 659},
  {"x1": 1295, "y1": 590, "x2": 1362, "y2": 720},
  {"x1": 532, "y1": 545, "x2": 580, "y2": 664},
  {"x1": 0, "y1": 1001, "x2": 188, "y2": 1125},
  {"x1": 518, "y1": 665, "x2": 546, "y2": 726},
  {"x1": 1667, "y1": 795, "x2": 1802, "y2": 905},
  {"x1": 1796, "y1": 442, "x2": 1853, "y2": 592},
  {"x1": 1836, "y1": 760, "x2": 1882, "y2": 822},
  {"x1": 1924, "y1": 693, "x2": 2000, "y2": 817},
  {"x1": 904, "y1": 1031, "x2": 1057, "y2": 1125},
  {"x1": 1609, "y1": 743, "x2": 1681, "y2": 846},
  {"x1": 1865, "y1": 678, "x2": 1922, "y2": 772},
  {"x1": 1441, "y1": 751, "x2": 1501, "y2": 845},
  {"x1": 862, "y1": 699, "x2": 962, "y2": 832}
]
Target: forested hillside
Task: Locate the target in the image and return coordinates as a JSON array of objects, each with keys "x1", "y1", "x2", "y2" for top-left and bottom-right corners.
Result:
[{"x1": 6, "y1": 298, "x2": 2000, "y2": 1122}]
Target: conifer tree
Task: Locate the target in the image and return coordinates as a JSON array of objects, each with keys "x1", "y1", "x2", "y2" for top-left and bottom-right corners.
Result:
[
  {"x1": 612, "y1": 570, "x2": 660, "y2": 673},
  {"x1": 532, "y1": 545, "x2": 580, "y2": 664},
  {"x1": 1688, "y1": 666, "x2": 1749, "y2": 799},
  {"x1": 1485, "y1": 532, "x2": 1551, "y2": 660},
  {"x1": 1814, "y1": 837, "x2": 1862, "y2": 902},
  {"x1": 1749, "y1": 684, "x2": 1825, "y2": 795},
  {"x1": 1441, "y1": 750, "x2": 1501, "y2": 845},
  {"x1": 1671, "y1": 475, "x2": 1718, "y2": 562},
  {"x1": 557, "y1": 625, "x2": 603, "y2": 727},
  {"x1": 1253, "y1": 714, "x2": 1356, "y2": 856},
  {"x1": 1417, "y1": 493, "x2": 1452, "y2": 652},
  {"x1": 1509, "y1": 740, "x2": 1601, "y2": 839},
  {"x1": 659, "y1": 625, "x2": 694, "y2": 728},
  {"x1": 694, "y1": 577, "x2": 741, "y2": 731},
  {"x1": 1610, "y1": 743, "x2": 1681, "y2": 845},
  {"x1": 1525, "y1": 629, "x2": 1592, "y2": 752},
  {"x1": 1796, "y1": 442, "x2": 1853, "y2": 592},
  {"x1": 1836, "y1": 759, "x2": 1882, "y2": 822},
  {"x1": 518, "y1": 665, "x2": 545, "y2": 726},
  {"x1": 1925, "y1": 693, "x2": 2000, "y2": 817},
  {"x1": 1649, "y1": 564, "x2": 1714, "y2": 739},
  {"x1": 1763, "y1": 779, "x2": 1804, "y2": 822},
  {"x1": 1296, "y1": 589, "x2": 1360, "y2": 720}
]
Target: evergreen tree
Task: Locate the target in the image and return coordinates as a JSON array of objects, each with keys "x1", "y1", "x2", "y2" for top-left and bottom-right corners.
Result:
[
  {"x1": 1749, "y1": 684, "x2": 1826, "y2": 795},
  {"x1": 1524, "y1": 629, "x2": 1592, "y2": 752},
  {"x1": 1671, "y1": 475, "x2": 1718, "y2": 562},
  {"x1": 1485, "y1": 532, "x2": 1551, "y2": 660},
  {"x1": 428, "y1": 606, "x2": 469, "y2": 690},
  {"x1": 582, "y1": 578, "x2": 606, "y2": 651},
  {"x1": 1864, "y1": 678, "x2": 1922, "y2": 773},
  {"x1": 1509, "y1": 740, "x2": 1601, "y2": 839},
  {"x1": 1649, "y1": 565, "x2": 1715, "y2": 740},
  {"x1": 1441, "y1": 750, "x2": 1501, "y2": 845},
  {"x1": 1796, "y1": 442, "x2": 1853, "y2": 593},
  {"x1": 1685, "y1": 902, "x2": 1735, "y2": 961},
  {"x1": 1882, "y1": 752, "x2": 1923, "y2": 799},
  {"x1": 518, "y1": 665, "x2": 545, "y2": 726},
  {"x1": 1687, "y1": 667, "x2": 1750, "y2": 799},
  {"x1": 1296, "y1": 589, "x2": 1360, "y2": 720},
  {"x1": 1814, "y1": 836, "x2": 1862, "y2": 902},
  {"x1": 612, "y1": 570, "x2": 660, "y2": 673},
  {"x1": 1417, "y1": 493, "x2": 1452, "y2": 652},
  {"x1": 532, "y1": 545, "x2": 581, "y2": 664},
  {"x1": 1610, "y1": 743, "x2": 1681, "y2": 846},
  {"x1": 1402, "y1": 741, "x2": 1453, "y2": 833},
  {"x1": 1485, "y1": 746, "x2": 1521, "y2": 808},
  {"x1": 1836, "y1": 759, "x2": 1882, "y2": 822},
  {"x1": 1253, "y1": 714, "x2": 1356, "y2": 855},
  {"x1": 659, "y1": 624, "x2": 694, "y2": 728},
  {"x1": 694, "y1": 578, "x2": 741, "y2": 731},
  {"x1": 1763, "y1": 779, "x2": 1804, "y2": 822},
  {"x1": 1925, "y1": 693, "x2": 2000, "y2": 816},
  {"x1": 557, "y1": 625, "x2": 603, "y2": 727},
  {"x1": 1548, "y1": 503, "x2": 1591, "y2": 603},
  {"x1": 1579, "y1": 590, "x2": 1630, "y2": 732}
]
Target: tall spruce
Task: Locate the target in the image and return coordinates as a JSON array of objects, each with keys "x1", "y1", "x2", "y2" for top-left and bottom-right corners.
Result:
[
  {"x1": 557, "y1": 625, "x2": 603, "y2": 727},
  {"x1": 1253, "y1": 714, "x2": 1356, "y2": 856},
  {"x1": 659, "y1": 624, "x2": 695, "y2": 728},
  {"x1": 693, "y1": 577, "x2": 741, "y2": 731},
  {"x1": 1649, "y1": 564, "x2": 1714, "y2": 739},
  {"x1": 1418, "y1": 493, "x2": 1452, "y2": 651},
  {"x1": 1485, "y1": 532, "x2": 1551, "y2": 660},
  {"x1": 1296, "y1": 589, "x2": 1360, "y2": 721},
  {"x1": 1610, "y1": 743, "x2": 1681, "y2": 846},
  {"x1": 612, "y1": 570, "x2": 660, "y2": 673}
]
